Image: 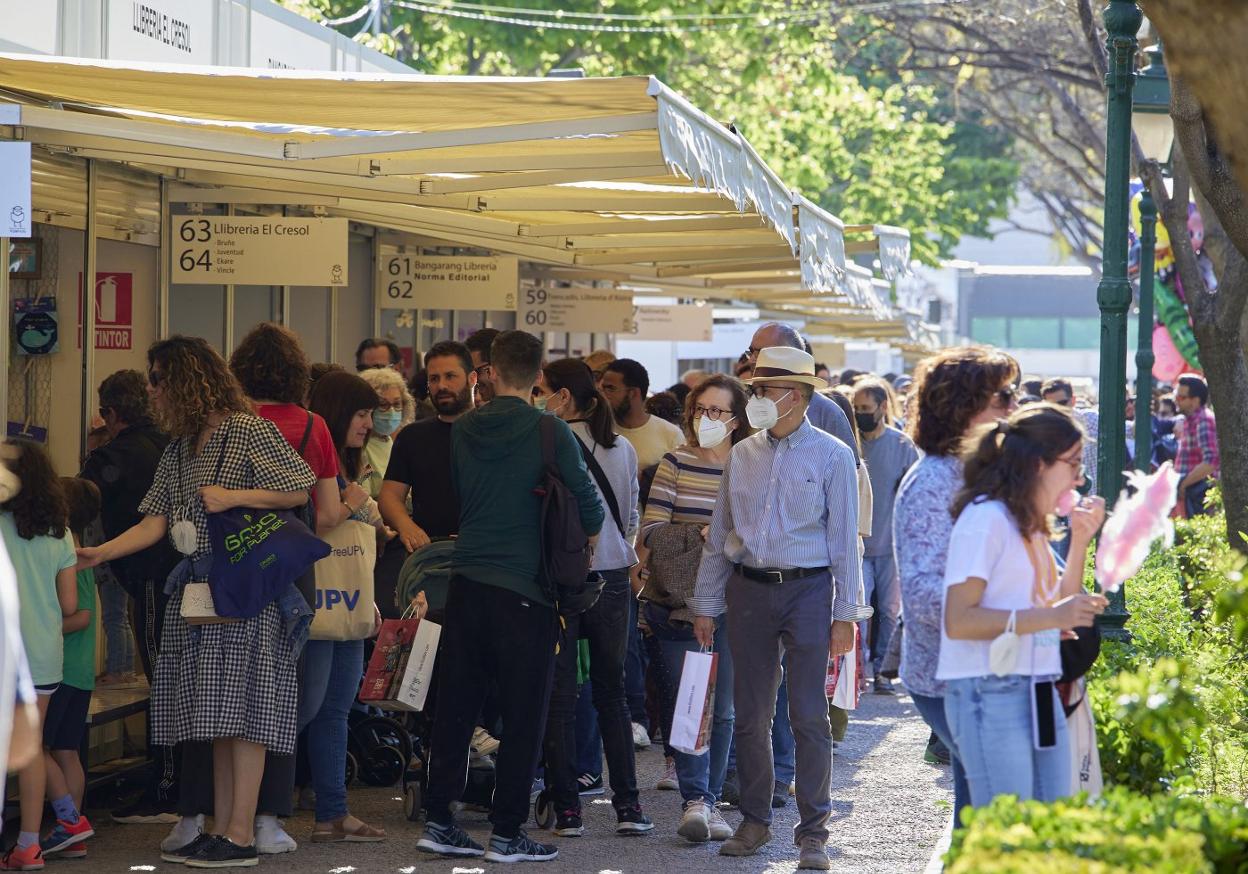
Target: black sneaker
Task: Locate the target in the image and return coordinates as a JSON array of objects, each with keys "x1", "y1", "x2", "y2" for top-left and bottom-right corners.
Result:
[
  {"x1": 772, "y1": 781, "x2": 790, "y2": 809},
  {"x1": 416, "y1": 821, "x2": 485, "y2": 857},
  {"x1": 553, "y1": 809, "x2": 583, "y2": 837},
  {"x1": 111, "y1": 798, "x2": 180, "y2": 825},
  {"x1": 576, "y1": 773, "x2": 604, "y2": 796},
  {"x1": 614, "y1": 803, "x2": 654, "y2": 835},
  {"x1": 160, "y1": 833, "x2": 216, "y2": 864},
  {"x1": 184, "y1": 836, "x2": 258, "y2": 869},
  {"x1": 720, "y1": 769, "x2": 740, "y2": 807},
  {"x1": 484, "y1": 830, "x2": 559, "y2": 863}
]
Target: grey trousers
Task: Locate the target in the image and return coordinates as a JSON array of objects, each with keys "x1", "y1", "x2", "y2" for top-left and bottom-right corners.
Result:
[{"x1": 725, "y1": 570, "x2": 834, "y2": 845}]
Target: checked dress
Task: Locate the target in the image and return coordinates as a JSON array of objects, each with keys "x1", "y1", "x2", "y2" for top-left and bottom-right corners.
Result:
[{"x1": 139, "y1": 413, "x2": 314, "y2": 754}]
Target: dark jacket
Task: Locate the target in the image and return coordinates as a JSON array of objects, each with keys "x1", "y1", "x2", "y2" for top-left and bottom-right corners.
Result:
[
  {"x1": 80, "y1": 421, "x2": 180, "y2": 590},
  {"x1": 450, "y1": 397, "x2": 604, "y2": 606}
]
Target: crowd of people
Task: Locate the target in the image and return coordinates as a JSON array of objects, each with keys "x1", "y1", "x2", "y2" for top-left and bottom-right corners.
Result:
[{"x1": 0, "y1": 317, "x2": 1222, "y2": 870}]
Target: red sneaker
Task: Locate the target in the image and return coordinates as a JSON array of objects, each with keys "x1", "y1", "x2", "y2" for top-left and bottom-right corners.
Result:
[
  {"x1": 0, "y1": 844, "x2": 44, "y2": 871},
  {"x1": 59, "y1": 844, "x2": 86, "y2": 860},
  {"x1": 40, "y1": 815, "x2": 94, "y2": 856}
]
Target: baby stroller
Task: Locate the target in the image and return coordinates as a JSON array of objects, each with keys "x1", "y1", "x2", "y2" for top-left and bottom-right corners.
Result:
[
  {"x1": 392, "y1": 539, "x2": 498, "y2": 821},
  {"x1": 345, "y1": 708, "x2": 412, "y2": 789}
]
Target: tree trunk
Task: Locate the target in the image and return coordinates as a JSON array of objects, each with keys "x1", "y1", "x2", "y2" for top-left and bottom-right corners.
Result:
[{"x1": 1145, "y1": 0, "x2": 1248, "y2": 199}]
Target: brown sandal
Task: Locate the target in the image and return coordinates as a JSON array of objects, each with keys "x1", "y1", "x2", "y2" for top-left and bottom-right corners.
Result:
[{"x1": 310, "y1": 817, "x2": 387, "y2": 843}]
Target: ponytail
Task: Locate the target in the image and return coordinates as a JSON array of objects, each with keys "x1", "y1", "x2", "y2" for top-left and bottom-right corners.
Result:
[
  {"x1": 543, "y1": 358, "x2": 617, "y2": 449},
  {"x1": 951, "y1": 403, "x2": 1083, "y2": 537}
]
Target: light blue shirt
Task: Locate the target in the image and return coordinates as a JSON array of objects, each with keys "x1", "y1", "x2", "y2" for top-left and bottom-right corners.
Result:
[{"x1": 690, "y1": 418, "x2": 871, "y2": 621}]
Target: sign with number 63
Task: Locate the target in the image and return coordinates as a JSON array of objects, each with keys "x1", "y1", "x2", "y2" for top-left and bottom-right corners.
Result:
[{"x1": 172, "y1": 216, "x2": 347, "y2": 286}]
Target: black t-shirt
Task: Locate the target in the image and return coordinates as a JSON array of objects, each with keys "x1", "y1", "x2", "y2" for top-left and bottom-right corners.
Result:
[
  {"x1": 384, "y1": 417, "x2": 459, "y2": 537},
  {"x1": 80, "y1": 422, "x2": 181, "y2": 588}
]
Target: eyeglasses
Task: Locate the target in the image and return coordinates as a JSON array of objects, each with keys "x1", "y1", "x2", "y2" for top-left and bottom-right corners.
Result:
[
  {"x1": 745, "y1": 346, "x2": 762, "y2": 360},
  {"x1": 375, "y1": 401, "x2": 403, "y2": 412},
  {"x1": 992, "y1": 387, "x2": 1016, "y2": 408},
  {"x1": 474, "y1": 363, "x2": 491, "y2": 379},
  {"x1": 693, "y1": 403, "x2": 732, "y2": 421},
  {"x1": 356, "y1": 363, "x2": 389, "y2": 372},
  {"x1": 147, "y1": 370, "x2": 165, "y2": 388},
  {"x1": 750, "y1": 384, "x2": 793, "y2": 399},
  {"x1": 1059, "y1": 454, "x2": 1085, "y2": 478}
]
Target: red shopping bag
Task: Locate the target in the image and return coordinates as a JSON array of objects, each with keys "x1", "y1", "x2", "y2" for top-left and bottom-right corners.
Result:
[{"x1": 359, "y1": 616, "x2": 419, "y2": 703}]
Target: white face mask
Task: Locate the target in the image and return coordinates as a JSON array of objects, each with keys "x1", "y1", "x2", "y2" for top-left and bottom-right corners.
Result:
[
  {"x1": 695, "y1": 415, "x2": 733, "y2": 449},
  {"x1": 745, "y1": 389, "x2": 793, "y2": 430}
]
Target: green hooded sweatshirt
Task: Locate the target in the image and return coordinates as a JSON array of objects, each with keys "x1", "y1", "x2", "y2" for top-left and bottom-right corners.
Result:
[{"x1": 450, "y1": 396, "x2": 605, "y2": 606}]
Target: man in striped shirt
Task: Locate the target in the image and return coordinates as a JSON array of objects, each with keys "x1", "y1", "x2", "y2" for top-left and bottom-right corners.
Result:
[{"x1": 692, "y1": 347, "x2": 871, "y2": 871}]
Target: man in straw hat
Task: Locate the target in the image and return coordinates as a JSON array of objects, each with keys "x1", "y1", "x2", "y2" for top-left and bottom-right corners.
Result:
[{"x1": 690, "y1": 346, "x2": 871, "y2": 871}]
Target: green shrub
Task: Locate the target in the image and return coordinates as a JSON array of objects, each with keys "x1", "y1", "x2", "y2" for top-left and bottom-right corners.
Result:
[{"x1": 945, "y1": 788, "x2": 1248, "y2": 874}]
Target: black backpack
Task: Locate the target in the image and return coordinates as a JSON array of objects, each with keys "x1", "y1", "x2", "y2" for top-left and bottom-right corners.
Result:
[{"x1": 534, "y1": 416, "x2": 601, "y2": 616}]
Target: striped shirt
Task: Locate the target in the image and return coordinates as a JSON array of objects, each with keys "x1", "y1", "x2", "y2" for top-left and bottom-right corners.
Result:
[
  {"x1": 691, "y1": 418, "x2": 871, "y2": 622},
  {"x1": 641, "y1": 446, "x2": 725, "y2": 540}
]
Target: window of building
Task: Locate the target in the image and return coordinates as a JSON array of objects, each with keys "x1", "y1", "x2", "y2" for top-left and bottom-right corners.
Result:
[
  {"x1": 1062, "y1": 317, "x2": 1100, "y2": 349},
  {"x1": 1010, "y1": 317, "x2": 1061, "y2": 348},
  {"x1": 970, "y1": 316, "x2": 1008, "y2": 347}
]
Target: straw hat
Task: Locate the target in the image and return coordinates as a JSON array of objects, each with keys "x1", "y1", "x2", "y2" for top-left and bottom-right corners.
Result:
[{"x1": 744, "y1": 347, "x2": 829, "y2": 389}]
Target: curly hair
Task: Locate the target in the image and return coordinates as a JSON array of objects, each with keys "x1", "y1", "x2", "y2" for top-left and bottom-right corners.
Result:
[
  {"x1": 952, "y1": 404, "x2": 1083, "y2": 538},
  {"x1": 908, "y1": 346, "x2": 1019, "y2": 457},
  {"x1": 1, "y1": 440, "x2": 68, "y2": 540},
  {"x1": 359, "y1": 366, "x2": 416, "y2": 427},
  {"x1": 229, "y1": 322, "x2": 311, "y2": 405},
  {"x1": 148, "y1": 336, "x2": 251, "y2": 439},
  {"x1": 683, "y1": 374, "x2": 750, "y2": 446}
]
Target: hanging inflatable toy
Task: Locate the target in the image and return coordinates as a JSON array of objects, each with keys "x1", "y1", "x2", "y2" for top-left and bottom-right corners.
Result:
[{"x1": 1130, "y1": 189, "x2": 1202, "y2": 376}]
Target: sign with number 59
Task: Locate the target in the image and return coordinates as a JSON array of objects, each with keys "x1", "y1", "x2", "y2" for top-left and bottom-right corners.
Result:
[{"x1": 518, "y1": 286, "x2": 634, "y2": 333}]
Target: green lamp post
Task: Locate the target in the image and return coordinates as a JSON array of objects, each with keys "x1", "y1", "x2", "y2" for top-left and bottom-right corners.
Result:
[
  {"x1": 1132, "y1": 40, "x2": 1174, "y2": 473},
  {"x1": 1096, "y1": 0, "x2": 1143, "y2": 642}
]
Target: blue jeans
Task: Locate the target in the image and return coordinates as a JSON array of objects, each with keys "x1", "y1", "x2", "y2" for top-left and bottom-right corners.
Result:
[
  {"x1": 101, "y1": 578, "x2": 135, "y2": 674},
  {"x1": 574, "y1": 679, "x2": 602, "y2": 776},
  {"x1": 861, "y1": 553, "x2": 900, "y2": 675},
  {"x1": 910, "y1": 692, "x2": 970, "y2": 827},
  {"x1": 656, "y1": 620, "x2": 734, "y2": 804},
  {"x1": 297, "y1": 638, "x2": 365, "y2": 823},
  {"x1": 623, "y1": 596, "x2": 648, "y2": 728},
  {"x1": 944, "y1": 675, "x2": 1070, "y2": 808}
]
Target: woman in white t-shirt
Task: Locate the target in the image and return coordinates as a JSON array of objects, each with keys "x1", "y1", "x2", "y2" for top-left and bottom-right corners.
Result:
[{"x1": 938, "y1": 404, "x2": 1108, "y2": 807}]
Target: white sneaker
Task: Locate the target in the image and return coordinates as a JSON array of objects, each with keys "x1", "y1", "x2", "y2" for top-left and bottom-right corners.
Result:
[
  {"x1": 471, "y1": 726, "x2": 500, "y2": 757},
  {"x1": 255, "y1": 814, "x2": 297, "y2": 854},
  {"x1": 631, "y1": 722, "x2": 651, "y2": 750},
  {"x1": 656, "y1": 759, "x2": 679, "y2": 791},
  {"x1": 677, "y1": 800, "x2": 711, "y2": 843},
  {"x1": 160, "y1": 815, "x2": 204, "y2": 853},
  {"x1": 707, "y1": 806, "x2": 733, "y2": 842}
]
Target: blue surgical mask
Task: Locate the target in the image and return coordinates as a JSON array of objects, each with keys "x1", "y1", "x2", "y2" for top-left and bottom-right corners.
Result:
[{"x1": 372, "y1": 409, "x2": 402, "y2": 436}]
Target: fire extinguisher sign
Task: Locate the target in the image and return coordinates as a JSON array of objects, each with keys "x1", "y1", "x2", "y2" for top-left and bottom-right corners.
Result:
[{"x1": 77, "y1": 272, "x2": 134, "y2": 350}]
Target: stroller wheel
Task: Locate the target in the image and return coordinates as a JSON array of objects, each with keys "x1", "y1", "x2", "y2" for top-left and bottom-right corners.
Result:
[
  {"x1": 352, "y1": 715, "x2": 415, "y2": 765},
  {"x1": 404, "y1": 782, "x2": 423, "y2": 822},
  {"x1": 533, "y1": 790, "x2": 555, "y2": 830},
  {"x1": 361, "y1": 745, "x2": 406, "y2": 787},
  {"x1": 344, "y1": 751, "x2": 358, "y2": 788}
]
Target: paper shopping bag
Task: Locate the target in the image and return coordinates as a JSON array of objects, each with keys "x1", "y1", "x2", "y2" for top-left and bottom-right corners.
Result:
[
  {"x1": 310, "y1": 519, "x2": 376, "y2": 641},
  {"x1": 670, "y1": 649, "x2": 718, "y2": 755},
  {"x1": 386, "y1": 620, "x2": 441, "y2": 712},
  {"x1": 826, "y1": 624, "x2": 861, "y2": 710},
  {"x1": 359, "y1": 616, "x2": 419, "y2": 703}
]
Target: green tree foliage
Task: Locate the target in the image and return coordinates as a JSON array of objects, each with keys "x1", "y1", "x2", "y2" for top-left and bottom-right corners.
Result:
[{"x1": 280, "y1": 0, "x2": 1019, "y2": 263}]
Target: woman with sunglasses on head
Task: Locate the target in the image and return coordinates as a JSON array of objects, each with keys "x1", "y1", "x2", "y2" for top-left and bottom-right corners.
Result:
[
  {"x1": 638, "y1": 374, "x2": 749, "y2": 844},
  {"x1": 532, "y1": 359, "x2": 653, "y2": 838},
  {"x1": 893, "y1": 346, "x2": 1020, "y2": 827},
  {"x1": 77, "y1": 336, "x2": 315, "y2": 869},
  {"x1": 939, "y1": 403, "x2": 1108, "y2": 808}
]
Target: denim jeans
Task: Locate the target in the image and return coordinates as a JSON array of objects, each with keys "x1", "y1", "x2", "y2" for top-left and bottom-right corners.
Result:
[
  {"x1": 542, "y1": 570, "x2": 639, "y2": 811},
  {"x1": 861, "y1": 553, "x2": 900, "y2": 675},
  {"x1": 623, "y1": 595, "x2": 649, "y2": 729},
  {"x1": 655, "y1": 618, "x2": 734, "y2": 805},
  {"x1": 101, "y1": 577, "x2": 136, "y2": 674},
  {"x1": 944, "y1": 675, "x2": 1070, "y2": 808},
  {"x1": 298, "y1": 638, "x2": 365, "y2": 823},
  {"x1": 910, "y1": 691, "x2": 969, "y2": 827}
]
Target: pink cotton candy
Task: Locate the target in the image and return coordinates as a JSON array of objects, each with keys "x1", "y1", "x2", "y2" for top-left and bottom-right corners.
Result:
[
  {"x1": 1095, "y1": 462, "x2": 1180, "y2": 593},
  {"x1": 1056, "y1": 489, "x2": 1080, "y2": 517}
]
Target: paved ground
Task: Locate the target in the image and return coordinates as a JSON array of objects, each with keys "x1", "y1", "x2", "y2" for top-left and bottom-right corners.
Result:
[{"x1": 84, "y1": 689, "x2": 952, "y2": 872}]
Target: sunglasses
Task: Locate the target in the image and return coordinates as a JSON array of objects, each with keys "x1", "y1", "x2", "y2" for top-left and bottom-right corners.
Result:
[{"x1": 993, "y1": 387, "x2": 1016, "y2": 407}]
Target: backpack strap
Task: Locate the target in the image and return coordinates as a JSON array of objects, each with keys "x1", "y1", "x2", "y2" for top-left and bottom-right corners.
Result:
[{"x1": 539, "y1": 413, "x2": 557, "y2": 470}]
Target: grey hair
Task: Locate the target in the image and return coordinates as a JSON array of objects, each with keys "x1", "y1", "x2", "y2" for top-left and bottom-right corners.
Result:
[{"x1": 359, "y1": 365, "x2": 417, "y2": 427}]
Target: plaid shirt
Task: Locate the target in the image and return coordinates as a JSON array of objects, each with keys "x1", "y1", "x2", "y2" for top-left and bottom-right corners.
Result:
[{"x1": 1175, "y1": 405, "x2": 1220, "y2": 478}]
